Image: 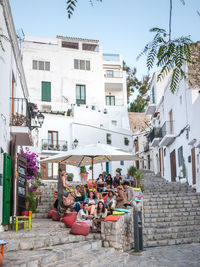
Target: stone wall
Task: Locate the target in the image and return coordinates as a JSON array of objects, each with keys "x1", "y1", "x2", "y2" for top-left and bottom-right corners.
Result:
[{"x1": 101, "y1": 208, "x2": 134, "y2": 251}]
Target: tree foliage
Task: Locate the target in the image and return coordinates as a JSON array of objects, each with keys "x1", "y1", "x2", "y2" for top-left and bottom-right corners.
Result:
[
  {"x1": 66, "y1": 0, "x2": 102, "y2": 18},
  {"x1": 123, "y1": 62, "x2": 150, "y2": 112},
  {"x1": 138, "y1": 28, "x2": 193, "y2": 93}
]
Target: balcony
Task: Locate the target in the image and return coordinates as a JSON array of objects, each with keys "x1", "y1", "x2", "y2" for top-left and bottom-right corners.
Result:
[
  {"x1": 41, "y1": 139, "x2": 68, "y2": 153},
  {"x1": 144, "y1": 143, "x2": 149, "y2": 152},
  {"x1": 148, "y1": 127, "x2": 162, "y2": 147},
  {"x1": 10, "y1": 98, "x2": 32, "y2": 146},
  {"x1": 145, "y1": 103, "x2": 156, "y2": 115},
  {"x1": 159, "y1": 121, "x2": 176, "y2": 147},
  {"x1": 104, "y1": 70, "x2": 123, "y2": 78}
]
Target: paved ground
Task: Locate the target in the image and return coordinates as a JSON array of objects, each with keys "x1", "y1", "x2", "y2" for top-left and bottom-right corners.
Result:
[{"x1": 127, "y1": 243, "x2": 200, "y2": 267}]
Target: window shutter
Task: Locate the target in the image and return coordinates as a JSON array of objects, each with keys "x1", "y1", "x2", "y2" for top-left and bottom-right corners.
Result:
[
  {"x1": 45, "y1": 61, "x2": 50, "y2": 71},
  {"x1": 80, "y1": 60, "x2": 85, "y2": 70},
  {"x1": 74, "y1": 59, "x2": 79, "y2": 69},
  {"x1": 86, "y1": 61, "x2": 90, "y2": 70},
  {"x1": 42, "y1": 82, "x2": 51, "y2": 102}
]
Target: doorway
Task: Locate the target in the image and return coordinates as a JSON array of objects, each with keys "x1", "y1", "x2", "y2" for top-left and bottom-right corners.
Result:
[{"x1": 170, "y1": 149, "x2": 177, "y2": 182}]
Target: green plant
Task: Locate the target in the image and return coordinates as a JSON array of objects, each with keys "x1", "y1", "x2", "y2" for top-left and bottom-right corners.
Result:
[
  {"x1": 31, "y1": 171, "x2": 45, "y2": 189},
  {"x1": 116, "y1": 168, "x2": 122, "y2": 173},
  {"x1": 102, "y1": 171, "x2": 108, "y2": 177},
  {"x1": 27, "y1": 191, "x2": 37, "y2": 213},
  {"x1": 66, "y1": 0, "x2": 102, "y2": 18},
  {"x1": 80, "y1": 166, "x2": 87, "y2": 173},
  {"x1": 62, "y1": 144, "x2": 68, "y2": 151},
  {"x1": 67, "y1": 173, "x2": 74, "y2": 181},
  {"x1": 128, "y1": 166, "x2": 137, "y2": 177},
  {"x1": 133, "y1": 170, "x2": 144, "y2": 188},
  {"x1": 67, "y1": 109, "x2": 72, "y2": 116}
]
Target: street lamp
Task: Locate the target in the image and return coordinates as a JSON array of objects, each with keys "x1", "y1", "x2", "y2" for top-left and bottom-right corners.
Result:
[
  {"x1": 73, "y1": 139, "x2": 79, "y2": 148},
  {"x1": 31, "y1": 112, "x2": 45, "y2": 130}
]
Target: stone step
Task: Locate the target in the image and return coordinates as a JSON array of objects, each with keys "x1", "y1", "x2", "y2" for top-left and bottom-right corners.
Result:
[
  {"x1": 32, "y1": 212, "x2": 48, "y2": 218},
  {"x1": 144, "y1": 215, "x2": 200, "y2": 224},
  {"x1": 47, "y1": 250, "x2": 129, "y2": 267},
  {"x1": 3, "y1": 240, "x2": 103, "y2": 267},
  {"x1": 144, "y1": 236, "x2": 200, "y2": 247},
  {"x1": 143, "y1": 220, "x2": 200, "y2": 228},
  {"x1": 143, "y1": 224, "x2": 200, "y2": 235},
  {"x1": 144, "y1": 211, "x2": 200, "y2": 218}
]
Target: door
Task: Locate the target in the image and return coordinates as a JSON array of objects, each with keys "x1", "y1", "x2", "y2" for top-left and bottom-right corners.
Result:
[
  {"x1": 3, "y1": 153, "x2": 11, "y2": 225},
  {"x1": 159, "y1": 148, "x2": 162, "y2": 173},
  {"x1": 170, "y1": 150, "x2": 177, "y2": 182},
  {"x1": 147, "y1": 155, "x2": 150, "y2": 169},
  {"x1": 191, "y1": 147, "x2": 196, "y2": 184},
  {"x1": 48, "y1": 131, "x2": 58, "y2": 149}
]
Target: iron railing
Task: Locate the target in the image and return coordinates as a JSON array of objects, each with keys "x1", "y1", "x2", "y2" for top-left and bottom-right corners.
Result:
[
  {"x1": 41, "y1": 139, "x2": 68, "y2": 151},
  {"x1": 10, "y1": 98, "x2": 31, "y2": 129},
  {"x1": 148, "y1": 127, "x2": 162, "y2": 143},
  {"x1": 160, "y1": 121, "x2": 175, "y2": 138}
]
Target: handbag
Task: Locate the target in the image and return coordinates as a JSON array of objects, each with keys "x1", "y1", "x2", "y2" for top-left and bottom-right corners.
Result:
[{"x1": 63, "y1": 193, "x2": 74, "y2": 206}]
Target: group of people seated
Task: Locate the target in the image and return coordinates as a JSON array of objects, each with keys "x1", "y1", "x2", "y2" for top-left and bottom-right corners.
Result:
[{"x1": 57, "y1": 171, "x2": 140, "y2": 231}]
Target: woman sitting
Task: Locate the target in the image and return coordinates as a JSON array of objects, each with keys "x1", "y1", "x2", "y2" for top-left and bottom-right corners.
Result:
[
  {"x1": 116, "y1": 185, "x2": 128, "y2": 208},
  {"x1": 96, "y1": 174, "x2": 105, "y2": 192},
  {"x1": 84, "y1": 191, "x2": 97, "y2": 216},
  {"x1": 74, "y1": 185, "x2": 85, "y2": 212},
  {"x1": 106, "y1": 190, "x2": 116, "y2": 213},
  {"x1": 105, "y1": 174, "x2": 113, "y2": 186},
  {"x1": 96, "y1": 192, "x2": 104, "y2": 203},
  {"x1": 93, "y1": 201, "x2": 108, "y2": 232},
  {"x1": 80, "y1": 184, "x2": 87, "y2": 201},
  {"x1": 77, "y1": 203, "x2": 93, "y2": 226}
]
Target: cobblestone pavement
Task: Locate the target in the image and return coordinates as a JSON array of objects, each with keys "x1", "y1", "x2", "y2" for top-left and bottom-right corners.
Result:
[{"x1": 127, "y1": 243, "x2": 200, "y2": 267}]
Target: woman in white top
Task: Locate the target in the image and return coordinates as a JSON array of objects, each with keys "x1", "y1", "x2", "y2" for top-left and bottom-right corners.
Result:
[{"x1": 77, "y1": 203, "x2": 93, "y2": 226}]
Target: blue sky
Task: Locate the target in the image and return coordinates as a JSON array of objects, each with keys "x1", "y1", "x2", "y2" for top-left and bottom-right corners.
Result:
[{"x1": 10, "y1": 0, "x2": 200, "y2": 80}]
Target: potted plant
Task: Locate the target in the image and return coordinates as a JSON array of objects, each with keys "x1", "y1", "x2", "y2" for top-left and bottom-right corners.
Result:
[
  {"x1": 80, "y1": 166, "x2": 88, "y2": 181},
  {"x1": 62, "y1": 144, "x2": 68, "y2": 151},
  {"x1": 124, "y1": 138, "x2": 129, "y2": 146},
  {"x1": 55, "y1": 144, "x2": 60, "y2": 151},
  {"x1": 91, "y1": 105, "x2": 95, "y2": 110},
  {"x1": 42, "y1": 143, "x2": 48, "y2": 150},
  {"x1": 116, "y1": 168, "x2": 122, "y2": 175},
  {"x1": 49, "y1": 144, "x2": 54, "y2": 150},
  {"x1": 134, "y1": 170, "x2": 144, "y2": 188},
  {"x1": 103, "y1": 109, "x2": 107, "y2": 114},
  {"x1": 128, "y1": 165, "x2": 137, "y2": 177},
  {"x1": 67, "y1": 173, "x2": 74, "y2": 182},
  {"x1": 66, "y1": 109, "x2": 72, "y2": 116}
]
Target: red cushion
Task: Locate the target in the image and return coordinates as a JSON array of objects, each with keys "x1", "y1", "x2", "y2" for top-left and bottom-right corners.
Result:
[
  {"x1": 62, "y1": 212, "x2": 77, "y2": 228},
  {"x1": 71, "y1": 221, "x2": 90, "y2": 236},
  {"x1": 48, "y1": 208, "x2": 56, "y2": 218},
  {"x1": 104, "y1": 215, "x2": 120, "y2": 222},
  {"x1": 52, "y1": 210, "x2": 60, "y2": 221}
]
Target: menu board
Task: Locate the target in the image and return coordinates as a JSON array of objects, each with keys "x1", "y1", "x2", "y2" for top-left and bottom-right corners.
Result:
[{"x1": 17, "y1": 154, "x2": 27, "y2": 215}]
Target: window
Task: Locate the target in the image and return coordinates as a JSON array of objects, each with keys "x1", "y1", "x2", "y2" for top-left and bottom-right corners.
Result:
[
  {"x1": 62, "y1": 41, "x2": 78, "y2": 49},
  {"x1": 32, "y1": 60, "x2": 50, "y2": 71},
  {"x1": 111, "y1": 120, "x2": 117, "y2": 126},
  {"x1": 82, "y1": 43, "x2": 99, "y2": 52},
  {"x1": 106, "y1": 133, "x2": 111, "y2": 144},
  {"x1": 106, "y1": 70, "x2": 114, "y2": 78},
  {"x1": 178, "y1": 146, "x2": 183, "y2": 167},
  {"x1": 48, "y1": 131, "x2": 58, "y2": 148},
  {"x1": 42, "y1": 81, "x2": 51, "y2": 102},
  {"x1": 124, "y1": 137, "x2": 129, "y2": 146},
  {"x1": 152, "y1": 86, "x2": 155, "y2": 103},
  {"x1": 74, "y1": 59, "x2": 90, "y2": 71},
  {"x1": 48, "y1": 162, "x2": 59, "y2": 179},
  {"x1": 106, "y1": 96, "x2": 115, "y2": 106},
  {"x1": 76, "y1": 85, "x2": 86, "y2": 104},
  {"x1": 120, "y1": 161, "x2": 124, "y2": 166}
]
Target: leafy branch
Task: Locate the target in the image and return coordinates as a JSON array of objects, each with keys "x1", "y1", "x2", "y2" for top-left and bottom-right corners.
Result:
[{"x1": 66, "y1": 0, "x2": 102, "y2": 18}]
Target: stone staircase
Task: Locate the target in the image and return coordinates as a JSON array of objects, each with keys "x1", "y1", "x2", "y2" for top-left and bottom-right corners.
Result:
[
  {"x1": 142, "y1": 171, "x2": 200, "y2": 247},
  {"x1": 2, "y1": 219, "x2": 129, "y2": 267}
]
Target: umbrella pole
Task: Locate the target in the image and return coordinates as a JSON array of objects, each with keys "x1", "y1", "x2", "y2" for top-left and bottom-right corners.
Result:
[{"x1": 92, "y1": 157, "x2": 94, "y2": 190}]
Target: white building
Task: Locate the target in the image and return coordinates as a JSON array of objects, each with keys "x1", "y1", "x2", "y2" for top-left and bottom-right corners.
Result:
[
  {"x1": 22, "y1": 35, "x2": 134, "y2": 180},
  {"x1": 128, "y1": 112, "x2": 152, "y2": 171},
  {"x1": 146, "y1": 48, "x2": 200, "y2": 192},
  {"x1": 0, "y1": 0, "x2": 33, "y2": 228}
]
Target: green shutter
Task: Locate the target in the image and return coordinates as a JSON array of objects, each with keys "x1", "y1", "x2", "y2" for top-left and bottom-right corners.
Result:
[
  {"x1": 3, "y1": 153, "x2": 11, "y2": 225},
  {"x1": 42, "y1": 81, "x2": 51, "y2": 102}
]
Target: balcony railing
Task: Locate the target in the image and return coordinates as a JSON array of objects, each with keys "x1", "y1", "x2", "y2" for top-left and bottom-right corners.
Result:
[
  {"x1": 144, "y1": 143, "x2": 149, "y2": 152},
  {"x1": 103, "y1": 53, "x2": 120, "y2": 61},
  {"x1": 148, "y1": 127, "x2": 162, "y2": 143},
  {"x1": 160, "y1": 121, "x2": 175, "y2": 138},
  {"x1": 10, "y1": 98, "x2": 31, "y2": 129},
  {"x1": 41, "y1": 139, "x2": 68, "y2": 151},
  {"x1": 104, "y1": 70, "x2": 123, "y2": 78}
]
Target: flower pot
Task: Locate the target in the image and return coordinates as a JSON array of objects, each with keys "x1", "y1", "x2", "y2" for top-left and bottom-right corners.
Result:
[{"x1": 80, "y1": 173, "x2": 88, "y2": 181}]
